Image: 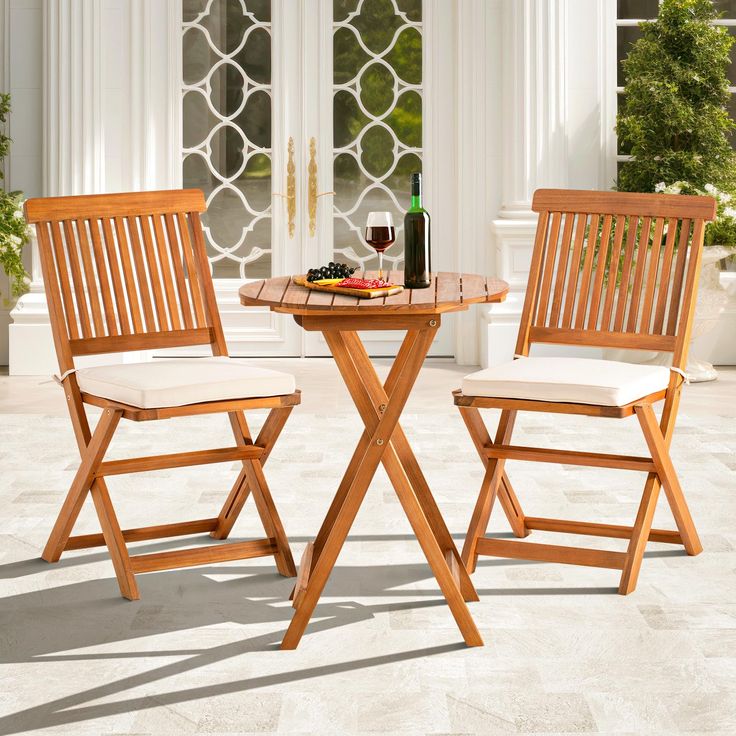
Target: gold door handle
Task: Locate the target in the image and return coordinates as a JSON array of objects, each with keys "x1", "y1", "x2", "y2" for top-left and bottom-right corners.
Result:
[
  {"x1": 273, "y1": 136, "x2": 296, "y2": 238},
  {"x1": 308, "y1": 137, "x2": 335, "y2": 237}
]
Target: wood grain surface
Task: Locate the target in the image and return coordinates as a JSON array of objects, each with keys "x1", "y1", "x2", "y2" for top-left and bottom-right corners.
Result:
[{"x1": 240, "y1": 271, "x2": 508, "y2": 315}]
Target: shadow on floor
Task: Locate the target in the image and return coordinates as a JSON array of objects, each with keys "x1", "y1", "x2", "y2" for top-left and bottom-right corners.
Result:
[
  {"x1": 0, "y1": 609, "x2": 462, "y2": 735},
  {"x1": 0, "y1": 531, "x2": 681, "y2": 735},
  {"x1": 0, "y1": 531, "x2": 518, "y2": 580},
  {"x1": 0, "y1": 557, "x2": 485, "y2": 734}
]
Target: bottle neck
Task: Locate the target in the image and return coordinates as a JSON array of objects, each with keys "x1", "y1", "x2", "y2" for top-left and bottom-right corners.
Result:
[{"x1": 410, "y1": 193, "x2": 422, "y2": 210}]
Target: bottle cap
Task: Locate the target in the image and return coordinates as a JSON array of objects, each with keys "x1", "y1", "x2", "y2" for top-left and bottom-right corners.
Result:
[{"x1": 411, "y1": 172, "x2": 421, "y2": 196}]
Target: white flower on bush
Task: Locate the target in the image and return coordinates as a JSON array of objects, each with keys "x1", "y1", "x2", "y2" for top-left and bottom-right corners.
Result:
[
  {"x1": 702, "y1": 183, "x2": 732, "y2": 203},
  {"x1": 658, "y1": 181, "x2": 685, "y2": 195},
  {"x1": 656, "y1": 180, "x2": 732, "y2": 203},
  {"x1": 653, "y1": 181, "x2": 736, "y2": 246}
]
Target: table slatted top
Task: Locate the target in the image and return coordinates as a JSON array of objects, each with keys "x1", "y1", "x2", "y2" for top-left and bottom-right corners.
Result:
[{"x1": 239, "y1": 271, "x2": 508, "y2": 315}]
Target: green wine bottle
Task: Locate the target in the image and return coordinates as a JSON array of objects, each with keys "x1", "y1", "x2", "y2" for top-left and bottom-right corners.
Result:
[{"x1": 403, "y1": 172, "x2": 431, "y2": 289}]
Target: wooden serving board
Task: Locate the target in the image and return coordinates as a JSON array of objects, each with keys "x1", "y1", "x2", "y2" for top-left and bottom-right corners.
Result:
[{"x1": 293, "y1": 275, "x2": 404, "y2": 299}]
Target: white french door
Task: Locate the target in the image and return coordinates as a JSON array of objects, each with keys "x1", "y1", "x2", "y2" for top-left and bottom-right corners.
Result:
[{"x1": 181, "y1": 0, "x2": 456, "y2": 357}]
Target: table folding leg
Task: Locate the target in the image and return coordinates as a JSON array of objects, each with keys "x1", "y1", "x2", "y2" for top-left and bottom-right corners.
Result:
[{"x1": 281, "y1": 317, "x2": 482, "y2": 649}]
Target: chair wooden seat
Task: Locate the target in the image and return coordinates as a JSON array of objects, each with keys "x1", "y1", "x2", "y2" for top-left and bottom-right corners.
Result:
[
  {"x1": 24, "y1": 189, "x2": 298, "y2": 600},
  {"x1": 80, "y1": 390, "x2": 301, "y2": 422},
  {"x1": 453, "y1": 388, "x2": 668, "y2": 419},
  {"x1": 457, "y1": 188, "x2": 717, "y2": 594}
]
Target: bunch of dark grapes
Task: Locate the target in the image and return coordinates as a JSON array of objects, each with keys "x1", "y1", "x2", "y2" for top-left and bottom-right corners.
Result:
[{"x1": 306, "y1": 262, "x2": 356, "y2": 282}]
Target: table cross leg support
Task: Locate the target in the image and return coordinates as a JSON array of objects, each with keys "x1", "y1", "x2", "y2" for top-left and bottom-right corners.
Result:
[
  {"x1": 281, "y1": 325, "x2": 483, "y2": 649},
  {"x1": 338, "y1": 330, "x2": 479, "y2": 603},
  {"x1": 292, "y1": 328, "x2": 426, "y2": 574}
]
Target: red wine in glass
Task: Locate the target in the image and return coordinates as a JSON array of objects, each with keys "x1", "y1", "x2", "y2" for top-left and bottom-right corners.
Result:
[
  {"x1": 365, "y1": 212, "x2": 395, "y2": 280},
  {"x1": 365, "y1": 226, "x2": 396, "y2": 252}
]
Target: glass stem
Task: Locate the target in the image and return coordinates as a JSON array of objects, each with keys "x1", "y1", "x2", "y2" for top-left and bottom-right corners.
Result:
[{"x1": 378, "y1": 251, "x2": 384, "y2": 281}]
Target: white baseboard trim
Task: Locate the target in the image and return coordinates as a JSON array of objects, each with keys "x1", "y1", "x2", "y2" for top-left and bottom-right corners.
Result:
[
  {"x1": 9, "y1": 289, "x2": 55, "y2": 375},
  {"x1": 9, "y1": 322, "x2": 56, "y2": 375}
]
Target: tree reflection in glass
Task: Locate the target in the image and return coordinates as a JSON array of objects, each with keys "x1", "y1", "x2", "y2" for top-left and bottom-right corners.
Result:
[{"x1": 333, "y1": 0, "x2": 423, "y2": 271}]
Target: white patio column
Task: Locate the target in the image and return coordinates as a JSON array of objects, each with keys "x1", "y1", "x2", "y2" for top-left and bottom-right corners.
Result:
[
  {"x1": 9, "y1": 0, "x2": 179, "y2": 375},
  {"x1": 482, "y1": 0, "x2": 569, "y2": 367},
  {"x1": 9, "y1": 0, "x2": 103, "y2": 374}
]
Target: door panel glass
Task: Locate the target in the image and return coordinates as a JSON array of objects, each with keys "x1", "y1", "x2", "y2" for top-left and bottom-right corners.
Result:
[
  {"x1": 714, "y1": 0, "x2": 736, "y2": 15},
  {"x1": 616, "y1": 0, "x2": 658, "y2": 19},
  {"x1": 182, "y1": 0, "x2": 272, "y2": 279},
  {"x1": 332, "y1": 0, "x2": 422, "y2": 270}
]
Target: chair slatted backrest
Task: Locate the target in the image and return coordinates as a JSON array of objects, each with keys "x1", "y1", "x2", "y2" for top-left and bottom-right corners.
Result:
[
  {"x1": 24, "y1": 189, "x2": 226, "y2": 374},
  {"x1": 517, "y1": 189, "x2": 717, "y2": 370}
]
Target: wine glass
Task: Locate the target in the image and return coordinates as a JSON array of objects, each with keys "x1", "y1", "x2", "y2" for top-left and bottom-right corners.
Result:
[{"x1": 365, "y1": 211, "x2": 395, "y2": 281}]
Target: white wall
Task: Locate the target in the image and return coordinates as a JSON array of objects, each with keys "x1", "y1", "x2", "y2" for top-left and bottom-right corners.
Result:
[
  {"x1": 484, "y1": 0, "x2": 734, "y2": 369},
  {"x1": 5, "y1": 0, "x2": 179, "y2": 374},
  {"x1": 454, "y1": 0, "x2": 503, "y2": 365},
  {"x1": 0, "y1": 0, "x2": 43, "y2": 366},
  {"x1": 566, "y1": 0, "x2": 616, "y2": 191},
  {"x1": 2, "y1": 0, "x2": 732, "y2": 371}
]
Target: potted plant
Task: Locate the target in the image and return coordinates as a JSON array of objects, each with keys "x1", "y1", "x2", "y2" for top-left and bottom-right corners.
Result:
[
  {"x1": 615, "y1": 0, "x2": 736, "y2": 381},
  {"x1": 0, "y1": 93, "x2": 30, "y2": 304}
]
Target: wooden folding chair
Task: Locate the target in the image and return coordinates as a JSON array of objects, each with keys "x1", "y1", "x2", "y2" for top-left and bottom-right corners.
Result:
[
  {"x1": 24, "y1": 189, "x2": 297, "y2": 600},
  {"x1": 455, "y1": 188, "x2": 716, "y2": 594}
]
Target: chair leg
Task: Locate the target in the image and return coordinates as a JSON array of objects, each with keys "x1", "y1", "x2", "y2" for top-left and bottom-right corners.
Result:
[
  {"x1": 228, "y1": 411, "x2": 296, "y2": 577},
  {"x1": 618, "y1": 472, "x2": 662, "y2": 595},
  {"x1": 243, "y1": 458, "x2": 297, "y2": 576},
  {"x1": 211, "y1": 407, "x2": 292, "y2": 540},
  {"x1": 42, "y1": 408, "x2": 122, "y2": 562},
  {"x1": 459, "y1": 406, "x2": 528, "y2": 538},
  {"x1": 89, "y1": 480, "x2": 139, "y2": 600},
  {"x1": 460, "y1": 461, "x2": 502, "y2": 573},
  {"x1": 210, "y1": 468, "x2": 249, "y2": 540},
  {"x1": 461, "y1": 409, "x2": 517, "y2": 573},
  {"x1": 636, "y1": 404, "x2": 702, "y2": 556},
  {"x1": 619, "y1": 404, "x2": 703, "y2": 595},
  {"x1": 500, "y1": 474, "x2": 528, "y2": 539}
]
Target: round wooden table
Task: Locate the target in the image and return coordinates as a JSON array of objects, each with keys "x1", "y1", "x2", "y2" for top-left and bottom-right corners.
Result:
[{"x1": 240, "y1": 272, "x2": 508, "y2": 649}]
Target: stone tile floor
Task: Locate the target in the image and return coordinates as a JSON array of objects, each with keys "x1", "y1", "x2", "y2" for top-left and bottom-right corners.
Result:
[{"x1": 0, "y1": 361, "x2": 734, "y2": 734}]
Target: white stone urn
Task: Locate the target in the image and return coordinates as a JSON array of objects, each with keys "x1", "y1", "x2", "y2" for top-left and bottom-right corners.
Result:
[{"x1": 604, "y1": 245, "x2": 736, "y2": 382}]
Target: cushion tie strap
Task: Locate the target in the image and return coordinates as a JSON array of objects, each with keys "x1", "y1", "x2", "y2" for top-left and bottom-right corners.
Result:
[
  {"x1": 53, "y1": 368, "x2": 78, "y2": 386},
  {"x1": 670, "y1": 366, "x2": 689, "y2": 385}
]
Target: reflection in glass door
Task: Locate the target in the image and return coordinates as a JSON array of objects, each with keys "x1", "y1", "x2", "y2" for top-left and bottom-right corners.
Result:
[
  {"x1": 182, "y1": 0, "x2": 274, "y2": 280},
  {"x1": 332, "y1": 0, "x2": 422, "y2": 271},
  {"x1": 179, "y1": 0, "x2": 455, "y2": 357},
  {"x1": 306, "y1": 0, "x2": 453, "y2": 356}
]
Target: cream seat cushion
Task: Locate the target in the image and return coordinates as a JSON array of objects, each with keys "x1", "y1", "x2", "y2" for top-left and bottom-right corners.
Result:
[
  {"x1": 75, "y1": 358, "x2": 296, "y2": 409},
  {"x1": 461, "y1": 357, "x2": 671, "y2": 407}
]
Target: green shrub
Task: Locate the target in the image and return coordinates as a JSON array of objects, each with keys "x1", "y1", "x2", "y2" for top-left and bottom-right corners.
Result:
[
  {"x1": 0, "y1": 93, "x2": 30, "y2": 302},
  {"x1": 617, "y1": 0, "x2": 736, "y2": 193}
]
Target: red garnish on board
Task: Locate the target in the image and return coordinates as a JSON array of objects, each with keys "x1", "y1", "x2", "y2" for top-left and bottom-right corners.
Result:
[{"x1": 338, "y1": 277, "x2": 392, "y2": 289}]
